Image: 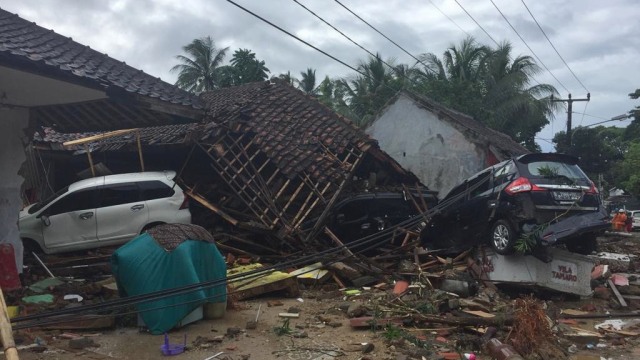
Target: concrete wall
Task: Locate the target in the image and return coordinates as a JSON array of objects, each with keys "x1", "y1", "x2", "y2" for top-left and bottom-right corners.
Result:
[
  {"x1": 0, "y1": 108, "x2": 28, "y2": 273},
  {"x1": 366, "y1": 95, "x2": 486, "y2": 195}
]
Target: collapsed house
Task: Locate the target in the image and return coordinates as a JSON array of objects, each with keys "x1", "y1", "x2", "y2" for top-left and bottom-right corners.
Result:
[
  {"x1": 366, "y1": 91, "x2": 529, "y2": 195},
  {"x1": 0, "y1": 8, "x2": 202, "y2": 273},
  {"x1": 30, "y1": 80, "x2": 427, "y2": 254}
]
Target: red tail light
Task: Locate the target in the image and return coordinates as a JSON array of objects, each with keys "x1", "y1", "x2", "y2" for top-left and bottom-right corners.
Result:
[
  {"x1": 586, "y1": 180, "x2": 599, "y2": 194},
  {"x1": 179, "y1": 194, "x2": 189, "y2": 210},
  {"x1": 505, "y1": 177, "x2": 544, "y2": 195}
]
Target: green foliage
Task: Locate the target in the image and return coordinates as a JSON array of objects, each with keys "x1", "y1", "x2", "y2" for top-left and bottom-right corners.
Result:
[
  {"x1": 514, "y1": 227, "x2": 541, "y2": 254},
  {"x1": 381, "y1": 325, "x2": 404, "y2": 341},
  {"x1": 171, "y1": 36, "x2": 229, "y2": 93},
  {"x1": 273, "y1": 318, "x2": 292, "y2": 336},
  {"x1": 415, "y1": 37, "x2": 559, "y2": 151}
]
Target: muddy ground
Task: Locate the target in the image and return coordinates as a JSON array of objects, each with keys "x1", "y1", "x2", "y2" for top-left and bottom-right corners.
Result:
[{"x1": 5, "y1": 232, "x2": 640, "y2": 360}]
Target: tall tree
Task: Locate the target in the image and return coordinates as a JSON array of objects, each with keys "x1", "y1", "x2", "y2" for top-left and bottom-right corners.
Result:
[
  {"x1": 298, "y1": 68, "x2": 318, "y2": 95},
  {"x1": 171, "y1": 36, "x2": 228, "y2": 93},
  {"x1": 229, "y1": 48, "x2": 270, "y2": 84},
  {"x1": 336, "y1": 54, "x2": 406, "y2": 127},
  {"x1": 416, "y1": 37, "x2": 559, "y2": 151},
  {"x1": 273, "y1": 71, "x2": 297, "y2": 86}
]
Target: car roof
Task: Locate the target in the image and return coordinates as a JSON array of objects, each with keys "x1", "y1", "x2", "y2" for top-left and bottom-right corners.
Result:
[
  {"x1": 68, "y1": 171, "x2": 176, "y2": 192},
  {"x1": 516, "y1": 153, "x2": 579, "y2": 165}
]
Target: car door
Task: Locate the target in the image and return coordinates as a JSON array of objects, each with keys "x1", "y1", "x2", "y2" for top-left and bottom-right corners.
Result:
[
  {"x1": 457, "y1": 170, "x2": 493, "y2": 243},
  {"x1": 40, "y1": 187, "x2": 99, "y2": 251},
  {"x1": 95, "y1": 182, "x2": 149, "y2": 243}
]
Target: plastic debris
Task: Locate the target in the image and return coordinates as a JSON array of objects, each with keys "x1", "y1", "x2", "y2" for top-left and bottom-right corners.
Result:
[{"x1": 160, "y1": 333, "x2": 186, "y2": 356}]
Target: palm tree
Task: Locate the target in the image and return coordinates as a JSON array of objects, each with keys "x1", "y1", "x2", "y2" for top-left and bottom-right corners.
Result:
[
  {"x1": 298, "y1": 68, "x2": 317, "y2": 95},
  {"x1": 417, "y1": 37, "x2": 558, "y2": 150},
  {"x1": 229, "y1": 48, "x2": 270, "y2": 84},
  {"x1": 171, "y1": 36, "x2": 228, "y2": 93},
  {"x1": 273, "y1": 71, "x2": 297, "y2": 86},
  {"x1": 337, "y1": 54, "x2": 405, "y2": 127},
  {"x1": 481, "y1": 42, "x2": 559, "y2": 148}
]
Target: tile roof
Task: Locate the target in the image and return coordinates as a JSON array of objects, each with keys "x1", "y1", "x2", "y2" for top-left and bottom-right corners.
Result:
[
  {"x1": 35, "y1": 80, "x2": 419, "y2": 184},
  {"x1": 199, "y1": 81, "x2": 362, "y2": 180},
  {"x1": 34, "y1": 124, "x2": 199, "y2": 152},
  {"x1": 397, "y1": 91, "x2": 529, "y2": 157},
  {"x1": 200, "y1": 80, "x2": 415, "y2": 182},
  {"x1": 0, "y1": 8, "x2": 201, "y2": 108}
]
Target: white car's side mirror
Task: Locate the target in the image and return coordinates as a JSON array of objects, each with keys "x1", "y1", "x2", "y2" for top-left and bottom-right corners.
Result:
[{"x1": 41, "y1": 215, "x2": 51, "y2": 227}]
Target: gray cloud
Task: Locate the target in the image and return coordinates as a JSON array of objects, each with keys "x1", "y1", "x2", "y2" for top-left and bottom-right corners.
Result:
[{"x1": 4, "y1": 0, "x2": 640, "y2": 151}]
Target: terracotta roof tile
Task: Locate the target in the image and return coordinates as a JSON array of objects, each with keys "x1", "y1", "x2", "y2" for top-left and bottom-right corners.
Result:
[{"x1": 200, "y1": 80, "x2": 374, "y2": 180}]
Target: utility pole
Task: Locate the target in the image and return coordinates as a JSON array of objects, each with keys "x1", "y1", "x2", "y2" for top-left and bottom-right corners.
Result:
[{"x1": 551, "y1": 93, "x2": 590, "y2": 147}]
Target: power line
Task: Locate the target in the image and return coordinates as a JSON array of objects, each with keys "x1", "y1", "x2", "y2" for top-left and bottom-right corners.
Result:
[
  {"x1": 292, "y1": 0, "x2": 403, "y2": 73},
  {"x1": 291, "y1": 0, "x2": 432, "y2": 83},
  {"x1": 427, "y1": 0, "x2": 470, "y2": 37},
  {"x1": 225, "y1": 0, "x2": 421, "y2": 124},
  {"x1": 453, "y1": 0, "x2": 499, "y2": 46},
  {"x1": 225, "y1": 0, "x2": 366, "y2": 79},
  {"x1": 520, "y1": 0, "x2": 589, "y2": 93},
  {"x1": 333, "y1": 0, "x2": 430, "y2": 69},
  {"x1": 488, "y1": 0, "x2": 570, "y2": 94}
]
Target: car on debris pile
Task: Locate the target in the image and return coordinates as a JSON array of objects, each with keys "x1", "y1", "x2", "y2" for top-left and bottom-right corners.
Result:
[
  {"x1": 19, "y1": 171, "x2": 191, "y2": 254},
  {"x1": 325, "y1": 189, "x2": 438, "y2": 249},
  {"x1": 421, "y1": 153, "x2": 609, "y2": 255}
]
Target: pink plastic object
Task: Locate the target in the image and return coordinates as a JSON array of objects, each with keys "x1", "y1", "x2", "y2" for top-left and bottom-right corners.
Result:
[{"x1": 160, "y1": 333, "x2": 186, "y2": 356}]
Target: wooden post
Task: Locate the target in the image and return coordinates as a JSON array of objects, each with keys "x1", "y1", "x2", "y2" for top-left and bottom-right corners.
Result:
[
  {"x1": 84, "y1": 144, "x2": 95, "y2": 177},
  {"x1": 136, "y1": 130, "x2": 145, "y2": 172},
  {"x1": 0, "y1": 287, "x2": 19, "y2": 360}
]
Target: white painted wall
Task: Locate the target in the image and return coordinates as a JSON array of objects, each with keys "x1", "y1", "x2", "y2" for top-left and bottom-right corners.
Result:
[
  {"x1": 0, "y1": 108, "x2": 28, "y2": 273},
  {"x1": 367, "y1": 95, "x2": 486, "y2": 195}
]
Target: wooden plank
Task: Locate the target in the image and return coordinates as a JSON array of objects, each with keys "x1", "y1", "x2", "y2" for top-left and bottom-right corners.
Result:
[
  {"x1": 608, "y1": 279, "x2": 628, "y2": 307},
  {"x1": 0, "y1": 287, "x2": 18, "y2": 360},
  {"x1": 293, "y1": 182, "x2": 332, "y2": 228},
  {"x1": 462, "y1": 310, "x2": 495, "y2": 318},
  {"x1": 63, "y1": 128, "x2": 137, "y2": 146},
  {"x1": 136, "y1": 130, "x2": 145, "y2": 172},
  {"x1": 185, "y1": 190, "x2": 239, "y2": 226},
  {"x1": 84, "y1": 144, "x2": 96, "y2": 177}
]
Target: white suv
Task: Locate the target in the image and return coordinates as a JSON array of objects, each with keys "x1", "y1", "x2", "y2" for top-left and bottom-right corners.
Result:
[{"x1": 19, "y1": 171, "x2": 191, "y2": 254}]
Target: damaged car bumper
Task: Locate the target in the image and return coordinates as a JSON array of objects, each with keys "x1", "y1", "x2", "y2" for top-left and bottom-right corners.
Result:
[{"x1": 535, "y1": 209, "x2": 610, "y2": 246}]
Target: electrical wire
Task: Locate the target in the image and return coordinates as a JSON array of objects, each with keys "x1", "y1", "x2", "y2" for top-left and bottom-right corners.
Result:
[
  {"x1": 488, "y1": 0, "x2": 570, "y2": 94},
  {"x1": 225, "y1": 0, "x2": 366, "y2": 79},
  {"x1": 520, "y1": 0, "x2": 589, "y2": 93},
  {"x1": 291, "y1": 0, "x2": 430, "y2": 87},
  {"x1": 12, "y1": 162, "x2": 510, "y2": 329},
  {"x1": 453, "y1": 0, "x2": 499, "y2": 46},
  {"x1": 332, "y1": 0, "x2": 433, "y2": 71},
  {"x1": 427, "y1": 0, "x2": 470, "y2": 37}
]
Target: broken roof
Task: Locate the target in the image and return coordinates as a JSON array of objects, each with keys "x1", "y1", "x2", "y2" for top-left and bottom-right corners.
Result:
[
  {"x1": 0, "y1": 8, "x2": 202, "y2": 131},
  {"x1": 36, "y1": 80, "x2": 418, "y2": 184},
  {"x1": 200, "y1": 80, "x2": 417, "y2": 182},
  {"x1": 384, "y1": 91, "x2": 529, "y2": 158}
]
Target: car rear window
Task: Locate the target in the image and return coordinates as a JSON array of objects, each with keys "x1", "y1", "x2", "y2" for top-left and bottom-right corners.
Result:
[
  {"x1": 138, "y1": 180, "x2": 175, "y2": 200},
  {"x1": 525, "y1": 161, "x2": 590, "y2": 186}
]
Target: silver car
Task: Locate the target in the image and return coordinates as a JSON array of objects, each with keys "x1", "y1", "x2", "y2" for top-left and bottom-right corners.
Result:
[{"x1": 19, "y1": 171, "x2": 191, "y2": 254}]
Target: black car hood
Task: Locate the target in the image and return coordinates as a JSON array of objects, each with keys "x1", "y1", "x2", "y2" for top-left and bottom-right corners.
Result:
[{"x1": 536, "y1": 208, "x2": 610, "y2": 245}]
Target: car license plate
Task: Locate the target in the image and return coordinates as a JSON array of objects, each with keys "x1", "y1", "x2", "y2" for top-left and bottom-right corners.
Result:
[{"x1": 553, "y1": 191, "x2": 581, "y2": 201}]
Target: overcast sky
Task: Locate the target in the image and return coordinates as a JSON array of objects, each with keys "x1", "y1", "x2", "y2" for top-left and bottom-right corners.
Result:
[{"x1": 4, "y1": 0, "x2": 639, "y2": 151}]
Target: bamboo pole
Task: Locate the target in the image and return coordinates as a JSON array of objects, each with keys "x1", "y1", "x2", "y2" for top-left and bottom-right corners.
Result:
[
  {"x1": 136, "y1": 130, "x2": 145, "y2": 172},
  {"x1": 0, "y1": 287, "x2": 19, "y2": 360},
  {"x1": 84, "y1": 144, "x2": 95, "y2": 177}
]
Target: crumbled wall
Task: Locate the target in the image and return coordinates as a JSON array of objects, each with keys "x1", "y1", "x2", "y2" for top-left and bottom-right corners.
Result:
[
  {"x1": 0, "y1": 108, "x2": 28, "y2": 273},
  {"x1": 366, "y1": 95, "x2": 486, "y2": 196}
]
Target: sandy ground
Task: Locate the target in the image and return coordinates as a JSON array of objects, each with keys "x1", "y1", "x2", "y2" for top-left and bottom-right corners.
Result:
[
  {"x1": 6, "y1": 295, "x2": 392, "y2": 360},
  {"x1": 6, "y1": 232, "x2": 640, "y2": 360}
]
